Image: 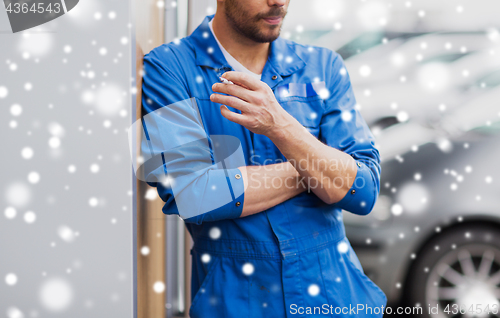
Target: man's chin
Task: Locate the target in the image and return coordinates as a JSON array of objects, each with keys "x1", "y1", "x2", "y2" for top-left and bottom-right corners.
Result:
[
  {"x1": 257, "y1": 28, "x2": 281, "y2": 42},
  {"x1": 266, "y1": 32, "x2": 281, "y2": 42},
  {"x1": 239, "y1": 21, "x2": 282, "y2": 43},
  {"x1": 254, "y1": 35, "x2": 280, "y2": 43}
]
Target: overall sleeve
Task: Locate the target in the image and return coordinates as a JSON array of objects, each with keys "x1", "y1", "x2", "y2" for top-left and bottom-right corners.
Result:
[
  {"x1": 319, "y1": 52, "x2": 381, "y2": 216},
  {"x1": 140, "y1": 49, "x2": 245, "y2": 224}
]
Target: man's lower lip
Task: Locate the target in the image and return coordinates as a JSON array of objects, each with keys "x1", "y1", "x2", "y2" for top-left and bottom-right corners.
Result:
[{"x1": 263, "y1": 17, "x2": 282, "y2": 24}]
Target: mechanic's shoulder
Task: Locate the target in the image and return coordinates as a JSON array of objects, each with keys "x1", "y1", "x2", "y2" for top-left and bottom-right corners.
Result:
[
  {"x1": 143, "y1": 37, "x2": 195, "y2": 67},
  {"x1": 282, "y1": 39, "x2": 340, "y2": 62}
]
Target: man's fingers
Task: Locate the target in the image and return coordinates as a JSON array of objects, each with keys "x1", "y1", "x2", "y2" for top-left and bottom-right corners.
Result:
[
  {"x1": 220, "y1": 105, "x2": 247, "y2": 125},
  {"x1": 210, "y1": 93, "x2": 250, "y2": 113},
  {"x1": 212, "y1": 82, "x2": 255, "y2": 103},
  {"x1": 221, "y1": 71, "x2": 262, "y2": 91}
]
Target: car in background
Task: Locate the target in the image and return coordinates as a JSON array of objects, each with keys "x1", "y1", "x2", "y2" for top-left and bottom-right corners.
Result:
[
  {"x1": 339, "y1": 31, "x2": 500, "y2": 318},
  {"x1": 343, "y1": 31, "x2": 500, "y2": 127}
]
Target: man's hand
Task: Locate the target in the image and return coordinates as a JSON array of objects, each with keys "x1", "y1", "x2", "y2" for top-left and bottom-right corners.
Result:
[
  {"x1": 210, "y1": 71, "x2": 360, "y2": 210},
  {"x1": 210, "y1": 71, "x2": 295, "y2": 137}
]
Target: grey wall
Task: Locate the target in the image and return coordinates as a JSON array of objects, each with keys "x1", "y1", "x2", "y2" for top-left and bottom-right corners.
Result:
[{"x1": 0, "y1": 0, "x2": 133, "y2": 317}]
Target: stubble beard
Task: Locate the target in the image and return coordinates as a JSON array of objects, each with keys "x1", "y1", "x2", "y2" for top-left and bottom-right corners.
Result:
[{"x1": 224, "y1": 0, "x2": 286, "y2": 43}]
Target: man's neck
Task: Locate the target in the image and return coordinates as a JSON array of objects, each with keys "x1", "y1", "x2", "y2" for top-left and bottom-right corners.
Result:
[{"x1": 211, "y1": 14, "x2": 269, "y2": 75}]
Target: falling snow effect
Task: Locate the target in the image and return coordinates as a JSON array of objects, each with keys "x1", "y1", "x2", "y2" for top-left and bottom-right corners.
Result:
[
  {"x1": 6, "y1": 307, "x2": 24, "y2": 318},
  {"x1": 308, "y1": 284, "x2": 320, "y2": 297},
  {"x1": 20, "y1": 147, "x2": 33, "y2": 160},
  {"x1": 27, "y1": 172, "x2": 40, "y2": 184},
  {"x1": 5, "y1": 182, "x2": 32, "y2": 208},
  {"x1": 153, "y1": 281, "x2": 165, "y2": 293},
  {"x1": 5, "y1": 273, "x2": 18, "y2": 286},
  {"x1": 0, "y1": 86, "x2": 8, "y2": 98},
  {"x1": 242, "y1": 263, "x2": 255, "y2": 276},
  {"x1": 209, "y1": 227, "x2": 221, "y2": 240},
  {"x1": 23, "y1": 211, "x2": 36, "y2": 224},
  {"x1": 1, "y1": 0, "x2": 499, "y2": 316},
  {"x1": 4, "y1": 207, "x2": 17, "y2": 219},
  {"x1": 38, "y1": 277, "x2": 74, "y2": 312},
  {"x1": 88, "y1": 197, "x2": 99, "y2": 207},
  {"x1": 145, "y1": 188, "x2": 158, "y2": 201},
  {"x1": 140, "y1": 246, "x2": 150, "y2": 256},
  {"x1": 201, "y1": 253, "x2": 211, "y2": 263},
  {"x1": 337, "y1": 241, "x2": 349, "y2": 254},
  {"x1": 58, "y1": 225, "x2": 77, "y2": 243},
  {"x1": 391, "y1": 204, "x2": 403, "y2": 216}
]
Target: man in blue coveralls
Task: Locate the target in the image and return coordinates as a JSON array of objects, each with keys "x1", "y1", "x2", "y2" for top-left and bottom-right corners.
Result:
[{"x1": 140, "y1": 0, "x2": 387, "y2": 317}]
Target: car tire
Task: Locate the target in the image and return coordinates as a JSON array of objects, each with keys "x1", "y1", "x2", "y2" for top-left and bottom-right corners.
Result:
[{"x1": 405, "y1": 223, "x2": 500, "y2": 318}]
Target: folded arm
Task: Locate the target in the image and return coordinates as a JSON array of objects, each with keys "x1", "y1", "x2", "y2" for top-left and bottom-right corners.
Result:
[
  {"x1": 238, "y1": 162, "x2": 307, "y2": 217},
  {"x1": 211, "y1": 54, "x2": 381, "y2": 215},
  {"x1": 140, "y1": 48, "x2": 305, "y2": 225}
]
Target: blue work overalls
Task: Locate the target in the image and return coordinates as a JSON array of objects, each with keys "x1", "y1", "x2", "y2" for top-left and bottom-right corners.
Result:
[{"x1": 141, "y1": 14, "x2": 387, "y2": 318}]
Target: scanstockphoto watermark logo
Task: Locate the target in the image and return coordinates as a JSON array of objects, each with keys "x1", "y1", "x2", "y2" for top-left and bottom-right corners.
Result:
[
  {"x1": 248, "y1": 155, "x2": 372, "y2": 191},
  {"x1": 2, "y1": 0, "x2": 79, "y2": 33}
]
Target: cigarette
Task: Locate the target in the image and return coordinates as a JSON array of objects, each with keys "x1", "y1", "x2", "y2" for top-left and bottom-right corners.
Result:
[{"x1": 219, "y1": 77, "x2": 234, "y2": 85}]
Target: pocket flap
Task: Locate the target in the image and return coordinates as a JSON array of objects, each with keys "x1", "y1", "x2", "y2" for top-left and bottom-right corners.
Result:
[{"x1": 275, "y1": 82, "x2": 326, "y2": 128}]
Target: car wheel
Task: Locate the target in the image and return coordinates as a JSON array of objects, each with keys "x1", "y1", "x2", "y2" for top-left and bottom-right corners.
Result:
[{"x1": 406, "y1": 224, "x2": 500, "y2": 318}]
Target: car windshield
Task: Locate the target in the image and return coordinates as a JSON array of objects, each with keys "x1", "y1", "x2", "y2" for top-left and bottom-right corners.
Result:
[
  {"x1": 470, "y1": 120, "x2": 500, "y2": 134},
  {"x1": 475, "y1": 69, "x2": 500, "y2": 89},
  {"x1": 337, "y1": 31, "x2": 422, "y2": 59},
  {"x1": 421, "y1": 52, "x2": 471, "y2": 64}
]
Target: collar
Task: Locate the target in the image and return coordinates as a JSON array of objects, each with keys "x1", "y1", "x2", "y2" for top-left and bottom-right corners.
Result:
[{"x1": 189, "y1": 14, "x2": 306, "y2": 82}]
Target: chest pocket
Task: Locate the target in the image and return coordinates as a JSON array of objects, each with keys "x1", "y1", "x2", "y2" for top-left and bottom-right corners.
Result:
[{"x1": 275, "y1": 84, "x2": 325, "y2": 138}]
